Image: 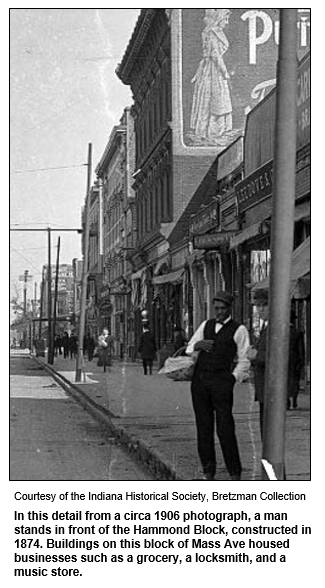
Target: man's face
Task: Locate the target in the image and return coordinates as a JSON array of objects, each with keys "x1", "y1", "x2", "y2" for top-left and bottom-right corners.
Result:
[
  {"x1": 257, "y1": 302, "x2": 269, "y2": 322},
  {"x1": 214, "y1": 301, "x2": 230, "y2": 323}
]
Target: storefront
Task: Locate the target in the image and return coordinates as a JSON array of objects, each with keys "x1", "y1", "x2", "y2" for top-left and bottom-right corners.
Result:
[
  {"x1": 252, "y1": 237, "x2": 310, "y2": 390},
  {"x1": 152, "y1": 267, "x2": 185, "y2": 347},
  {"x1": 229, "y1": 52, "x2": 310, "y2": 390}
]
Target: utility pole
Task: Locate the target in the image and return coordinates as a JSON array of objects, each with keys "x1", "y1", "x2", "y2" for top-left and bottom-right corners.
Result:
[
  {"x1": 47, "y1": 228, "x2": 53, "y2": 364},
  {"x1": 18, "y1": 269, "x2": 32, "y2": 314},
  {"x1": 50, "y1": 236, "x2": 61, "y2": 364},
  {"x1": 23, "y1": 271, "x2": 28, "y2": 315},
  {"x1": 39, "y1": 268, "x2": 45, "y2": 340},
  {"x1": 262, "y1": 9, "x2": 298, "y2": 481},
  {"x1": 75, "y1": 143, "x2": 92, "y2": 382},
  {"x1": 19, "y1": 270, "x2": 32, "y2": 345},
  {"x1": 11, "y1": 226, "x2": 83, "y2": 353},
  {"x1": 32, "y1": 281, "x2": 37, "y2": 347}
]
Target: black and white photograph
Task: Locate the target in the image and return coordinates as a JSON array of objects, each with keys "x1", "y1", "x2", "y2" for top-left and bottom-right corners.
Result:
[{"x1": 8, "y1": 5, "x2": 314, "y2": 584}]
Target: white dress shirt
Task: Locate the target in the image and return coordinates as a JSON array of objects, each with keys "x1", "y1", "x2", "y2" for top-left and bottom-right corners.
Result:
[{"x1": 186, "y1": 317, "x2": 251, "y2": 383}]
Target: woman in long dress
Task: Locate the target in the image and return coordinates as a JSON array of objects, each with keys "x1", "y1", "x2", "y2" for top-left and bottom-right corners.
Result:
[{"x1": 189, "y1": 9, "x2": 233, "y2": 145}]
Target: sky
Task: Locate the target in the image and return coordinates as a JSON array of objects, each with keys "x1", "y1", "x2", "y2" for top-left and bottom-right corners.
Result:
[
  {"x1": 10, "y1": 8, "x2": 141, "y2": 308},
  {"x1": 8, "y1": 5, "x2": 317, "y2": 313}
]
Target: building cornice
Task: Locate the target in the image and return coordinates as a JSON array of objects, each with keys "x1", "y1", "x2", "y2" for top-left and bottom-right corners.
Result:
[
  {"x1": 96, "y1": 125, "x2": 126, "y2": 176},
  {"x1": 132, "y1": 125, "x2": 171, "y2": 188},
  {"x1": 116, "y1": 9, "x2": 159, "y2": 85}
]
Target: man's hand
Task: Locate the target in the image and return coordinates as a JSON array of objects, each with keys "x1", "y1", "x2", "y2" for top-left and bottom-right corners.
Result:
[
  {"x1": 247, "y1": 346, "x2": 257, "y2": 361},
  {"x1": 194, "y1": 339, "x2": 214, "y2": 352}
]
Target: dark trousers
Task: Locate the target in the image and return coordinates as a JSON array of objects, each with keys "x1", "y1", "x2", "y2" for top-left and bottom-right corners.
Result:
[
  {"x1": 142, "y1": 359, "x2": 153, "y2": 375},
  {"x1": 191, "y1": 371, "x2": 241, "y2": 478},
  {"x1": 259, "y1": 401, "x2": 264, "y2": 439}
]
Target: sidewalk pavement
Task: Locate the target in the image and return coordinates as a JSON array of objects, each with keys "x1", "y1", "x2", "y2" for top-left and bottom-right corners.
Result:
[{"x1": 34, "y1": 353, "x2": 310, "y2": 482}]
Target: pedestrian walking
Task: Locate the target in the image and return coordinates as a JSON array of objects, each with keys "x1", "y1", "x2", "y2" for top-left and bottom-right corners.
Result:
[
  {"x1": 54, "y1": 335, "x2": 62, "y2": 357},
  {"x1": 84, "y1": 333, "x2": 96, "y2": 362},
  {"x1": 98, "y1": 328, "x2": 113, "y2": 373},
  {"x1": 173, "y1": 328, "x2": 186, "y2": 353},
  {"x1": 186, "y1": 291, "x2": 250, "y2": 481},
  {"x1": 287, "y1": 311, "x2": 305, "y2": 410},
  {"x1": 69, "y1": 333, "x2": 78, "y2": 359},
  {"x1": 138, "y1": 323, "x2": 156, "y2": 375},
  {"x1": 62, "y1": 331, "x2": 70, "y2": 359}
]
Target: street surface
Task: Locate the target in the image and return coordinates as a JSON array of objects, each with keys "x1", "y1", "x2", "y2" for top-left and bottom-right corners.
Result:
[
  {"x1": 10, "y1": 350, "x2": 311, "y2": 481},
  {"x1": 10, "y1": 351, "x2": 154, "y2": 481}
]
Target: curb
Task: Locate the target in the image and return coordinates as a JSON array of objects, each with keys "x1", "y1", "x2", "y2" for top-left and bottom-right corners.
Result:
[{"x1": 32, "y1": 355, "x2": 184, "y2": 482}]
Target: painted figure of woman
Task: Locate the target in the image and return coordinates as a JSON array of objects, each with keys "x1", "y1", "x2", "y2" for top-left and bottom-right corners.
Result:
[{"x1": 189, "y1": 9, "x2": 233, "y2": 146}]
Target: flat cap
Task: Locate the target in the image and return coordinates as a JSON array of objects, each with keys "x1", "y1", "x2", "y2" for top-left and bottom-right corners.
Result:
[{"x1": 213, "y1": 291, "x2": 233, "y2": 306}]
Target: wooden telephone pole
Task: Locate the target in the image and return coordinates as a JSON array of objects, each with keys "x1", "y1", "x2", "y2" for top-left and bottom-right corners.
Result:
[
  {"x1": 75, "y1": 143, "x2": 92, "y2": 382},
  {"x1": 261, "y1": 9, "x2": 298, "y2": 480}
]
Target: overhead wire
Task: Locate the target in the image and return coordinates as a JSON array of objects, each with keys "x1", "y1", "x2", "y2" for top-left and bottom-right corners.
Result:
[
  {"x1": 10, "y1": 245, "x2": 49, "y2": 275},
  {"x1": 10, "y1": 163, "x2": 87, "y2": 175}
]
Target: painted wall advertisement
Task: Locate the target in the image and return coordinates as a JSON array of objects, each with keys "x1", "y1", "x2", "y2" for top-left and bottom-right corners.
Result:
[{"x1": 173, "y1": 8, "x2": 310, "y2": 154}]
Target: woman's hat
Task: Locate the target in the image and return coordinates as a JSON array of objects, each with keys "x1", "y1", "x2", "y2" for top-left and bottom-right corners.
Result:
[{"x1": 252, "y1": 288, "x2": 269, "y2": 304}]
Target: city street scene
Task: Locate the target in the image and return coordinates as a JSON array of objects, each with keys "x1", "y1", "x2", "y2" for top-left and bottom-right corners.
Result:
[{"x1": 10, "y1": 9, "x2": 310, "y2": 482}]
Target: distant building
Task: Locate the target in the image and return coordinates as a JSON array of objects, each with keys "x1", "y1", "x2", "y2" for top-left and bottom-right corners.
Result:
[
  {"x1": 42, "y1": 263, "x2": 74, "y2": 330},
  {"x1": 95, "y1": 107, "x2": 136, "y2": 359},
  {"x1": 84, "y1": 182, "x2": 102, "y2": 339},
  {"x1": 72, "y1": 257, "x2": 83, "y2": 327}
]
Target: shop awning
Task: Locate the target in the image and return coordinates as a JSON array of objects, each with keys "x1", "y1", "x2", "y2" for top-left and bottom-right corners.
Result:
[
  {"x1": 294, "y1": 200, "x2": 310, "y2": 222},
  {"x1": 154, "y1": 256, "x2": 170, "y2": 275},
  {"x1": 152, "y1": 269, "x2": 184, "y2": 286},
  {"x1": 230, "y1": 202, "x2": 310, "y2": 250},
  {"x1": 252, "y1": 237, "x2": 310, "y2": 298},
  {"x1": 291, "y1": 236, "x2": 310, "y2": 281},
  {"x1": 229, "y1": 221, "x2": 263, "y2": 249}
]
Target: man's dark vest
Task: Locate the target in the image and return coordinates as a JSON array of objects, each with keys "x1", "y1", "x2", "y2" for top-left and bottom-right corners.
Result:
[{"x1": 195, "y1": 318, "x2": 239, "y2": 377}]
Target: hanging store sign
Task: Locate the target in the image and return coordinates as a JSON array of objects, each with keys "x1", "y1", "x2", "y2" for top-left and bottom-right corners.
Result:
[
  {"x1": 189, "y1": 201, "x2": 219, "y2": 235},
  {"x1": 236, "y1": 151, "x2": 310, "y2": 215},
  {"x1": 100, "y1": 289, "x2": 110, "y2": 300},
  {"x1": 193, "y1": 232, "x2": 234, "y2": 250},
  {"x1": 236, "y1": 160, "x2": 273, "y2": 214}
]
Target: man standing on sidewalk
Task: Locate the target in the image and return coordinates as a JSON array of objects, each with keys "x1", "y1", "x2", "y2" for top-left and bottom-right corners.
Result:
[
  {"x1": 138, "y1": 322, "x2": 157, "y2": 375},
  {"x1": 247, "y1": 289, "x2": 269, "y2": 437},
  {"x1": 186, "y1": 291, "x2": 250, "y2": 481}
]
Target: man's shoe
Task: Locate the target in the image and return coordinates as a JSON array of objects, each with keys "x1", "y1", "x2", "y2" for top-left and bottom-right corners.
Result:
[
  {"x1": 203, "y1": 474, "x2": 215, "y2": 481},
  {"x1": 230, "y1": 473, "x2": 241, "y2": 481}
]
